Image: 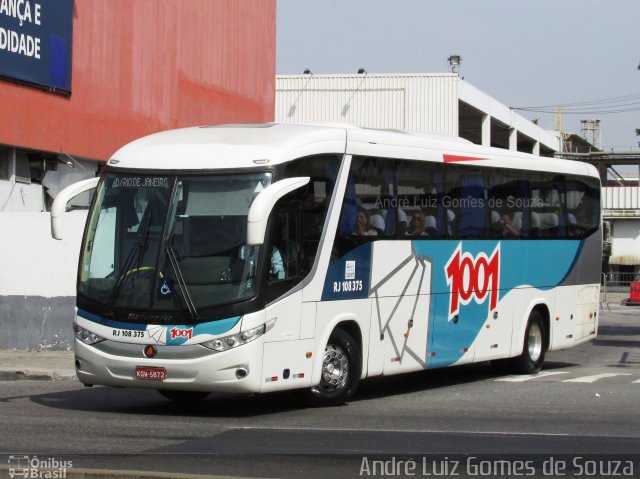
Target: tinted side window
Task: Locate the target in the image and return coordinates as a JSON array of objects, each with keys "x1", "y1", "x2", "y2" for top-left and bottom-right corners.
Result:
[
  {"x1": 566, "y1": 177, "x2": 600, "y2": 238},
  {"x1": 445, "y1": 165, "x2": 488, "y2": 238},
  {"x1": 397, "y1": 159, "x2": 445, "y2": 238},
  {"x1": 529, "y1": 173, "x2": 564, "y2": 238},
  {"x1": 333, "y1": 156, "x2": 394, "y2": 257},
  {"x1": 487, "y1": 169, "x2": 527, "y2": 238}
]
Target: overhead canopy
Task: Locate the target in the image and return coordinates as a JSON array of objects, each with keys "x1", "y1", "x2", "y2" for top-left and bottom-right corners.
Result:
[{"x1": 609, "y1": 255, "x2": 640, "y2": 265}]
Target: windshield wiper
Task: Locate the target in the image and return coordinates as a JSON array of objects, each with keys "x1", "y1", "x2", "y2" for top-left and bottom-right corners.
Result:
[
  {"x1": 165, "y1": 246, "x2": 199, "y2": 320},
  {"x1": 107, "y1": 211, "x2": 153, "y2": 306}
]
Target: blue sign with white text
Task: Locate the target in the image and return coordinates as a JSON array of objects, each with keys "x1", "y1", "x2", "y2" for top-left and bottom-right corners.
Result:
[{"x1": 0, "y1": 0, "x2": 73, "y2": 93}]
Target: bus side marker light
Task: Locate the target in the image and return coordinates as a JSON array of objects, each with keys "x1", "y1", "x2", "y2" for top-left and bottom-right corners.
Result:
[
  {"x1": 556, "y1": 317, "x2": 560, "y2": 321},
  {"x1": 485, "y1": 324, "x2": 491, "y2": 329},
  {"x1": 490, "y1": 344, "x2": 498, "y2": 349},
  {"x1": 306, "y1": 352, "x2": 312, "y2": 358},
  {"x1": 265, "y1": 376, "x2": 278, "y2": 383},
  {"x1": 431, "y1": 352, "x2": 436, "y2": 357},
  {"x1": 403, "y1": 332, "x2": 409, "y2": 338},
  {"x1": 462, "y1": 348, "x2": 468, "y2": 353},
  {"x1": 566, "y1": 334, "x2": 573, "y2": 339}
]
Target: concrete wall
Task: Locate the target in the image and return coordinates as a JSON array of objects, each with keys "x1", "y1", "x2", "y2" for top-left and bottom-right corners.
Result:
[
  {"x1": 611, "y1": 220, "x2": 640, "y2": 258},
  {"x1": 0, "y1": 181, "x2": 45, "y2": 212},
  {"x1": 0, "y1": 212, "x2": 86, "y2": 350}
]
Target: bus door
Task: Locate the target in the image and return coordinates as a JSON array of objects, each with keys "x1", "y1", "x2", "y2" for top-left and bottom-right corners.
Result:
[{"x1": 261, "y1": 199, "x2": 316, "y2": 391}]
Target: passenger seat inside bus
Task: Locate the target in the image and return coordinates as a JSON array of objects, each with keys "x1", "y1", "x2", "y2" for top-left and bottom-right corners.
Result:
[{"x1": 369, "y1": 212, "x2": 386, "y2": 234}]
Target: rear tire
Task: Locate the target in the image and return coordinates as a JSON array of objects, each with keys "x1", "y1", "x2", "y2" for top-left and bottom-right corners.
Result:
[
  {"x1": 303, "y1": 329, "x2": 361, "y2": 407},
  {"x1": 158, "y1": 390, "x2": 210, "y2": 403},
  {"x1": 510, "y1": 310, "x2": 547, "y2": 374}
]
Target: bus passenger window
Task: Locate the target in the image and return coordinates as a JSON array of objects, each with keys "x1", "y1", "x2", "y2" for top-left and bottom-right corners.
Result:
[
  {"x1": 445, "y1": 166, "x2": 487, "y2": 238},
  {"x1": 488, "y1": 169, "x2": 526, "y2": 239},
  {"x1": 333, "y1": 156, "x2": 393, "y2": 257},
  {"x1": 565, "y1": 177, "x2": 600, "y2": 238},
  {"x1": 529, "y1": 174, "x2": 563, "y2": 238}
]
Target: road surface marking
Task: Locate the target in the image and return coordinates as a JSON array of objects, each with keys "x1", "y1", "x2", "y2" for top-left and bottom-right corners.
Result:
[
  {"x1": 495, "y1": 371, "x2": 569, "y2": 382},
  {"x1": 563, "y1": 373, "x2": 631, "y2": 383}
]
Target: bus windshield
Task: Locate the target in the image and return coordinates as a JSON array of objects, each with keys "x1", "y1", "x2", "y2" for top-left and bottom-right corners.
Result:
[{"x1": 79, "y1": 171, "x2": 272, "y2": 315}]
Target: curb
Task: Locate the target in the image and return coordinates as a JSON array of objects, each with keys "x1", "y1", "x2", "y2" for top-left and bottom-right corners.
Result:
[{"x1": 0, "y1": 368, "x2": 76, "y2": 381}]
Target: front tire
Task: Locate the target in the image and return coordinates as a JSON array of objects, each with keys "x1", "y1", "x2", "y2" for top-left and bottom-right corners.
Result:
[
  {"x1": 510, "y1": 310, "x2": 547, "y2": 374},
  {"x1": 303, "y1": 329, "x2": 361, "y2": 407}
]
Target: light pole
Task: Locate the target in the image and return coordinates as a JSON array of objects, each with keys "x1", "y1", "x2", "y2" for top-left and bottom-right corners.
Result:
[{"x1": 448, "y1": 55, "x2": 462, "y2": 74}]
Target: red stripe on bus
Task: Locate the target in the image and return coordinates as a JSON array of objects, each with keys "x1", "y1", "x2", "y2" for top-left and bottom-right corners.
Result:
[{"x1": 443, "y1": 154, "x2": 489, "y2": 163}]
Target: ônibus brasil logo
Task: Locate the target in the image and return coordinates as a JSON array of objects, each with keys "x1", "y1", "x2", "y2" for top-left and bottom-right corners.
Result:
[
  {"x1": 445, "y1": 243, "x2": 500, "y2": 321},
  {"x1": 170, "y1": 327, "x2": 193, "y2": 340}
]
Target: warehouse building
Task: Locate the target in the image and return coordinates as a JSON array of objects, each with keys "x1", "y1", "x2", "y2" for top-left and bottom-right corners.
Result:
[{"x1": 276, "y1": 72, "x2": 560, "y2": 156}]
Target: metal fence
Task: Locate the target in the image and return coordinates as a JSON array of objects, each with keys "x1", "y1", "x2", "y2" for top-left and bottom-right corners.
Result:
[
  {"x1": 603, "y1": 272, "x2": 637, "y2": 292},
  {"x1": 600, "y1": 272, "x2": 637, "y2": 309}
]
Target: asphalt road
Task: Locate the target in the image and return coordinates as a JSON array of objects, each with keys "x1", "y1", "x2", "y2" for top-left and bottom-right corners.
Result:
[{"x1": 1, "y1": 308, "x2": 639, "y2": 478}]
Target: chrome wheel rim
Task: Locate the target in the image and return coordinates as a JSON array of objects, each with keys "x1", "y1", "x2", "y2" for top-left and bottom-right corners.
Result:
[
  {"x1": 527, "y1": 322, "x2": 543, "y2": 362},
  {"x1": 318, "y1": 344, "x2": 349, "y2": 391}
]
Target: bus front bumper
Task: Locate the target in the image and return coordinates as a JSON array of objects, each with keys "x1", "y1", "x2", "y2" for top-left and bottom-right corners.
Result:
[{"x1": 74, "y1": 337, "x2": 264, "y2": 393}]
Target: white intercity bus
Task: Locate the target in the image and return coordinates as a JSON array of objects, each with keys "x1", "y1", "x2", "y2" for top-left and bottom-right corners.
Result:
[{"x1": 52, "y1": 124, "x2": 601, "y2": 405}]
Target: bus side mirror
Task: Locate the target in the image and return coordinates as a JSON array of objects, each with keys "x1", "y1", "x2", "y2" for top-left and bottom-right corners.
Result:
[
  {"x1": 51, "y1": 177, "x2": 100, "y2": 240},
  {"x1": 247, "y1": 176, "x2": 310, "y2": 246}
]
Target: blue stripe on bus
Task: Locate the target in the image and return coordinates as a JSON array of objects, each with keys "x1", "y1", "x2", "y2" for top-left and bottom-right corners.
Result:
[
  {"x1": 77, "y1": 308, "x2": 147, "y2": 331},
  {"x1": 413, "y1": 239, "x2": 583, "y2": 368},
  {"x1": 77, "y1": 308, "x2": 241, "y2": 343},
  {"x1": 321, "y1": 242, "x2": 372, "y2": 301}
]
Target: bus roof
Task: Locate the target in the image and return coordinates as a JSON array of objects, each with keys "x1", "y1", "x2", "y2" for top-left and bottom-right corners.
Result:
[{"x1": 108, "y1": 123, "x2": 598, "y2": 178}]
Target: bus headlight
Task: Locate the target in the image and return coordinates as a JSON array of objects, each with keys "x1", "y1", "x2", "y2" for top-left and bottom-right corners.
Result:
[
  {"x1": 202, "y1": 319, "x2": 276, "y2": 353},
  {"x1": 73, "y1": 322, "x2": 106, "y2": 345}
]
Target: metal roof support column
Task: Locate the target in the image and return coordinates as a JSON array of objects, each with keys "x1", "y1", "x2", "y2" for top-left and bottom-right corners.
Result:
[
  {"x1": 509, "y1": 128, "x2": 517, "y2": 151},
  {"x1": 482, "y1": 114, "x2": 491, "y2": 147},
  {"x1": 532, "y1": 141, "x2": 540, "y2": 156}
]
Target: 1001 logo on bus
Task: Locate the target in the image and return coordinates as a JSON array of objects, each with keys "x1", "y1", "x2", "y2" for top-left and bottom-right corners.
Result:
[
  {"x1": 445, "y1": 243, "x2": 500, "y2": 321},
  {"x1": 170, "y1": 327, "x2": 193, "y2": 340}
]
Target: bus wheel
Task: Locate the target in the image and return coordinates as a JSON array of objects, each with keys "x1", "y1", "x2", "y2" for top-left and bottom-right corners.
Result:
[
  {"x1": 157, "y1": 390, "x2": 210, "y2": 402},
  {"x1": 303, "y1": 329, "x2": 361, "y2": 407},
  {"x1": 510, "y1": 310, "x2": 547, "y2": 374}
]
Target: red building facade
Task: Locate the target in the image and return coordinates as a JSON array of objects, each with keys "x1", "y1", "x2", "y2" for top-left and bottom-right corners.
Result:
[{"x1": 0, "y1": 0, "x2": 276, "y2": 161}]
